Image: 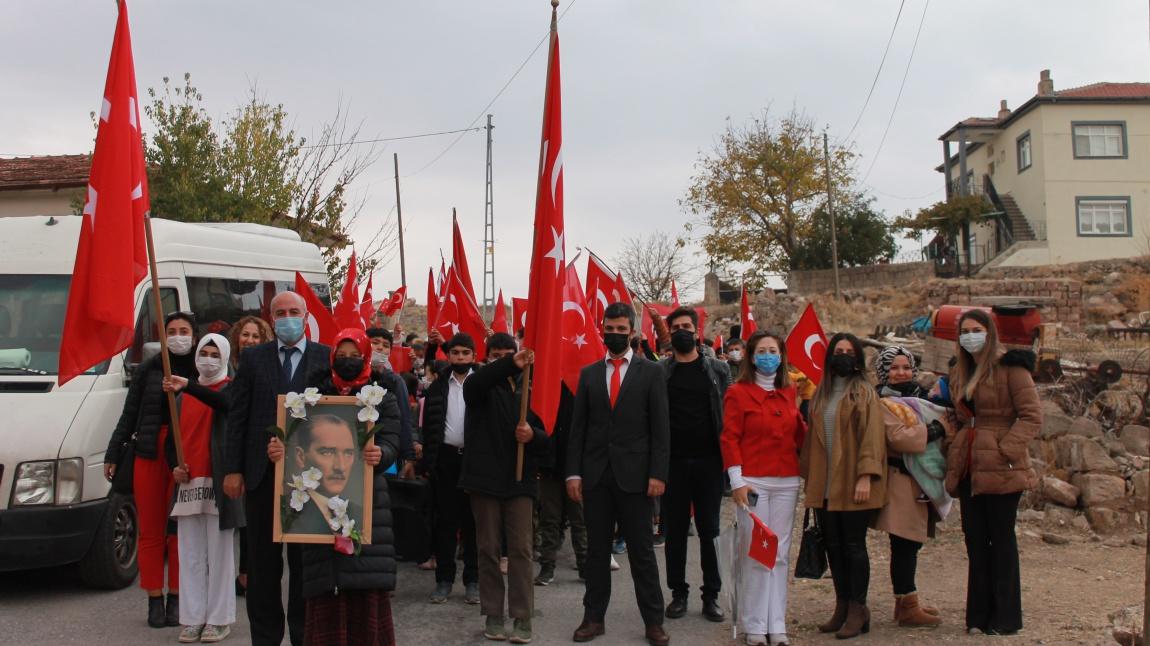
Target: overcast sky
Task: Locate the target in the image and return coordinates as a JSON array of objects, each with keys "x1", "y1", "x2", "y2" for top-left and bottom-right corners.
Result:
[{"x1": 4, "y1": 1, "x2": 1148, "y2": 303}]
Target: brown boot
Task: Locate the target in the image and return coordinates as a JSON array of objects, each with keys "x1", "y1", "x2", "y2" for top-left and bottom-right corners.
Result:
[
  {"x1": 818, "y1": 599, "x2": 849, "y2": 633},
  {"x1": 835, "y1": 602, "x2": 870, "y2": 640},
  {"x1": 895, "y1": 593, "x2": 941, "y2": 628}
]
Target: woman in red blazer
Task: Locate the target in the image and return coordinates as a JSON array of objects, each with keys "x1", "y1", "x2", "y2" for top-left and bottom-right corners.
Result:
[{"x1": 721, "y1": 331, "x2": 807, "y2": 646}]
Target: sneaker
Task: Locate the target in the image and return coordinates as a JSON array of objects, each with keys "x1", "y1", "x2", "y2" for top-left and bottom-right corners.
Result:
[
  {"x1": 200, "y1": 625, "x2": 231, "y2": 643},
  {"x1": 968, "y1": 627, "x2": 984, "y2": 635},
  {"x1": 612, "y1": 538, "x2": 626, "y2": 554},
  {"x1": 178, "y1": 625, "x2": 204, "y2": 643},
  {"x1": 429, "y1": 582, "x2": 451, "y2": 604},
  {"x1": 768, "y1": 634, "x2": 789, "y2": 645},
  {"x1": 534, "y1": 563, "x2": 556, "y2": 586},
  {"x1": 509, "y1": 618, "x2": 533, "y2": 644},
  {"x1": 744, "y1": 635, "x2": 767, "y2": 646},
  {"x1": 465, "y1": 582, "x2": 481, "y2": 604},
  {"x1": 484, "y1": 615, "x2": 507, "y2": 641},
  {"x1": 609, "y1": 556, "x2": 621, "y2": 571}
]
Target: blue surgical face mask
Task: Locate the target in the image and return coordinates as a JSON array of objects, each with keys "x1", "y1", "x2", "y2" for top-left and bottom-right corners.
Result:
[
  {"x1": 274, "y1": 316, "x2": 305, "y2": 344},
  {"x1": 754, "y1": 353, "x2": 781, "y2": 375}
]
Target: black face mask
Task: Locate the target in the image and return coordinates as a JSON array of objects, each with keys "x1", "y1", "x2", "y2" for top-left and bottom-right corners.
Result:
[
  {"x1": 886, "y1": 381, "x2": 918, "y2": 396},
  {"x1": 451, "y1": 362, "x2": 473, "y2": 375},
  {"x1": 829, "y1": 354, "x2": 856, "y2": 377},
  {"x1": 603, "y1": 333, "x2": 630, "y2": 355},
  {"x1": 670, "y1": 329, "x2": 696, "y2": 354},
  {"x1": 332, "y1": 357, "x2": 365, "y2": 381}
]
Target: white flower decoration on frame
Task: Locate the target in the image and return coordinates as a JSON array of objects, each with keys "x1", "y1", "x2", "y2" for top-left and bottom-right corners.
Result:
[
  {"x1": 289, "y1": 489, "x2": 310, "y2": 512},
  {"x1": 300, "y1": 467, "x2": 322, "y2": 491}
]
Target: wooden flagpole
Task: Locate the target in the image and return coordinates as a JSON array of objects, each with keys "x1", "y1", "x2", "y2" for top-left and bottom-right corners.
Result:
[
  {"x1": 517, "y1": 0, "x2": 560, "y2": 482},
  {"x1": 144, "y1": 215, "x2": 185, "y2": 468}
]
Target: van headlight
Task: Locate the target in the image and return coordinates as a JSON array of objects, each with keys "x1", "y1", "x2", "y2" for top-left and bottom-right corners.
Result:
[{"x1": 12, "y1": 458, "x2": 84, "y2": 506}]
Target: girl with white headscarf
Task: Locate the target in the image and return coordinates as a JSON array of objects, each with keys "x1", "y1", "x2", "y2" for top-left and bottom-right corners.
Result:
[{"x1": 163, "y1": 333, "x2": 246, "y2": 643}]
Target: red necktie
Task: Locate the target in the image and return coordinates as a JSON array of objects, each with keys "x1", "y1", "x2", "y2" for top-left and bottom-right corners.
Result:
[{"x1": 609, "y1": 358, "x2": 625, "y2": 408}]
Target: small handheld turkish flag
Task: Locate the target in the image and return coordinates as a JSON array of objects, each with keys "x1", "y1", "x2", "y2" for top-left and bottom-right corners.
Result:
[
  {"x1": 748, "y1": 511, "x2": 778, "y2": 569},
  {"x1": 740, "y1": 284, "x2": 757, "y2": 341},
  {"x1": 785, "y1": 303, "x2": 828, "y2": 386}
]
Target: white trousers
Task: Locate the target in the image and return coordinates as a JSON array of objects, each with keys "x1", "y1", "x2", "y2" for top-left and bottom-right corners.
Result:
[
  {"x1": 737, "y1": 476, "x2": 800, "y2": 636},
  {"x1": 176, "y1": 514, "x2": 236, "y2": 626}
]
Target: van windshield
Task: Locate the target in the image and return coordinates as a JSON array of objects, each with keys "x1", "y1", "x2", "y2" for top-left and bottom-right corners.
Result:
[{"x1": 0, "y1": 274, "x2": 72, "y2": 375}]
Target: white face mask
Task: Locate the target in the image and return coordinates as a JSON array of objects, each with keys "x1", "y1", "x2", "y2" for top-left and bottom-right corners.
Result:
[
  {"x1": 167, "y1": 335, "x2": 194, "y2": 356},
  {"x1": 196, "y1": 356, "x2": 223, "y2": 378},
  {"x1": 728, "y1": 350, "x2": 743, "y2": 362},
  {"x1": 371, "y1": 351, "x2": 391, "y2": 371},
  {"x1": 959, "y1": 331, "x2": 987, "y2": 354}
]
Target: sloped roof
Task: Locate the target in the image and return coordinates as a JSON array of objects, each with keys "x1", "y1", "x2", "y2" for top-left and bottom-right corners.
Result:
[
  {"x1": 1056, "y1": 82, "x2": 1150, "y2": 99},
  {"x1": 0, "y1": 154, "x2": 90, "y2": 191}
]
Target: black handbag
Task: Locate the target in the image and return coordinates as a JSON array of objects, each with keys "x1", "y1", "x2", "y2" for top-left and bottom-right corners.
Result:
[
  {"x1": 110, "y1": 433, "x2": 136, "y2": 495},
  {"x1": 793, "y1": 507, "x2": 828, "y2": 579}
]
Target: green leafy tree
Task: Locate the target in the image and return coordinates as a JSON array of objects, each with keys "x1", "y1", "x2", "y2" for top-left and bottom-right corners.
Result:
[
  {"x1": 893, "y1": 194, "x2": 993, "y2": 275},
  {"x1": 791, "y1": 194, "x2": 897, "y2": 270},
  {"x1": 682, "y1": 109, "x2": 855, "y2": 283}
]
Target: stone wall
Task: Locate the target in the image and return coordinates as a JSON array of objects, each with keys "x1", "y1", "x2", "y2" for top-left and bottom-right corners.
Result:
[
  {"x1": 787, "y1": 262, "x2": 934, "y2": 295},
  {"x1": 925, "y1": 278, "x2": 1084, "y2": 328}
]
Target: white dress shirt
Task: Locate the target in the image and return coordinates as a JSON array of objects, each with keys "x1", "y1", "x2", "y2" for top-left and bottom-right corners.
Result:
[
  {"x1": 443, "y1": 369, "x2": 471, "y2": 448},
  {"x1": 277, "y1": 338, "x2": 308, "y2": 379}
]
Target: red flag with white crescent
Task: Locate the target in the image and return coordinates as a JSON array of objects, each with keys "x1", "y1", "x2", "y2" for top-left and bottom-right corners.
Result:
[
  {"x1": 380, "y1": 286, "x2": 407, "y2": 318},
  {"x1": 333, "y1": 251, "x2": 364, "y2": 331},
  {"x1": 58, "y1": 1, "x2": 150, "y2": 384},
  {"x1": 295, "y1": 272, "x2": 338, "y2": 345},
  {"x1": 512, "y1": 297, "x2": 529, "y2": 336},
  {"x1": 359, "y1": 272, "x2": 375, "y2": 327},
  {"x1": 740, "y1": 284, "x2": 757, "y2": 341},
  {"x1": 786, "y1": 302, "x2": 828, "y2": 386},
  {"x1": 561, "y1": 263, "x2": 605, "y2": 394},
  {"x1": 433, "y1": 266, "x2": 488, "y2": 360}
]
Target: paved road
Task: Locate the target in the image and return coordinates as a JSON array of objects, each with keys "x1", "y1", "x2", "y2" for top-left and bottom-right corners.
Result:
[{"x1": 0, "y1": 535, "x2": 733, "y2": 645}]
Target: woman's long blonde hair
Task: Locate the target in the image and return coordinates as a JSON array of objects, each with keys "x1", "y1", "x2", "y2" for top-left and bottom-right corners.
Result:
[{"x1": 955, "y1": 309, "x2": 1000, "y2": 400}]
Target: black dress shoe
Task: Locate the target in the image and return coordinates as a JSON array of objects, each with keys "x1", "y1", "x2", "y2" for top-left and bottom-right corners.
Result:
[
  {"x1": 147, "y1": 596, "x2": 166, "y2": 628},
  {"x1": 573, "y1": 620, "x2": 605, "y2": 642},
  {"x1": 702, "y1": 598, "x2": 725, "y2": 622},
  {"x1": 165, "y1": 593, "x2": 180, "y2": 627},
  {"x1": 665, "y1": 597, "x2": 687, "y2": 619}
]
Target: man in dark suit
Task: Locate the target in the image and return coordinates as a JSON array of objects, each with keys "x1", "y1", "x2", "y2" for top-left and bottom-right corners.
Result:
[
  {"x1": 566, "y1": 302, "x2": 671, "y2": 646},
  {"x1": 224, "y1": 291, "x2": 330, "y2": 646}
]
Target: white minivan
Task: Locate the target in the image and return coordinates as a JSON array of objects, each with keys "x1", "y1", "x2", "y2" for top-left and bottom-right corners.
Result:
[{"x1": 0, "y1": 215, "x2": 330, "y2": 588}]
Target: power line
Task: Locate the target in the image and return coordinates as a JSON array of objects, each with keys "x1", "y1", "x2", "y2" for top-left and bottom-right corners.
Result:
[
  {"x1": 842, "y1": 0, "x2": 907, "y2": 145},
  {"x1": 298, "y1": 126, "x2": 483, "y2": 149},
  {"x1": 404, "y1": 0, "x2": 579, "y2": 178},
  {"x1": 861, "y1": 0, "x2": 930, "y2": 184}
]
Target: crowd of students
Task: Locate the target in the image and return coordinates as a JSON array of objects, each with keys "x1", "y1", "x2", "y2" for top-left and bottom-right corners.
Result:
[{"x1": 103, "y1": 292, "x2": 1042, "y2": 646}]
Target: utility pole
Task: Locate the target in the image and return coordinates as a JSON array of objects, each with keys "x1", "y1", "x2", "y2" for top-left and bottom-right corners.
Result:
[
  {"x1": 393, "y1": 153, "x2": 407, "y2": 288},
  {"x1": 823, "y1": 132, "x2": 841, "y2": 299},
  {"x1": 482, "y1": 114, "x2": 496, "y2": 319}
]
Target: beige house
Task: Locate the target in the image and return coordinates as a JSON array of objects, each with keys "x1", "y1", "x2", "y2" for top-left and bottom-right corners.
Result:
[
  {"x1": 936, "y1": 70, "x2": 1150, "y2": 270},
  {"x1": 0, "y1": 154, "x2": 88, "y2": 217}
]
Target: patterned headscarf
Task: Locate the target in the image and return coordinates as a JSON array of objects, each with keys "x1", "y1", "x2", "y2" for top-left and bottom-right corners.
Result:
[{"x1": 875, "y1": 345, "x2": 917, "y2": 386}]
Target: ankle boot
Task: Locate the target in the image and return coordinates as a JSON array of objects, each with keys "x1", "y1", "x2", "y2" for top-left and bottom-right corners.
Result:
[
  {"x1": 895, "y1": 593, "x2": 941, "y2": 627},
  {"x1": 165, "y1": 594, "x2": 180, "y2": 627},
  {"x1": 147, "y1": 596, "x2": 166, "y2": 628},
  {"x1": 892, "y1": 594, "x2": 939, "y2": 620},
  {"x1": 835, "y1": 602, "x2": 870, "y2": 640},
  {"x1": 818, "y1": 599, "x2": 849, "y2": 633}
]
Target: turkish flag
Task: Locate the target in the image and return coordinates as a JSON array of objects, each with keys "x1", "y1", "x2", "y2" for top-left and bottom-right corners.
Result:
[
  {"x1": 512, "y1": 297, "x2": 529, "y2": 336},
  {"x1": 696, "y1": 307, "x2": 708, "y2": 342},
  {"x1": 491, "y1": 289, "x2": 510, "y2": 334},
  {"x1": 524, "y1": 19, "x2": 566, "y2": 432},
  {"x1": 613, "y1": 272, "x2": 633, "y2": 306},
  {"x1": 452, "y1": 213, "x2": 478, "y2": 302},
  {"x1": 380, "y1": 286, "x2": 407, "y2": 318},
  {"x1": 58, "y1": 1, "x2": 150, "y2": 385},
  {"x1": 433, "y1": 266, "x2": 488, "y2": 360},
  {"x1": 584, "y1": 253, "x2": 616, "y2": 329},
  {"x1": 713, "y1": 334, "x2": 724, "y2": 352},
  {"x1": 295, "y1": 272, "x2": 338, "y2": 345},
  {"x1": 740, "y1": 284, "x2": 757, "y2": 341},
  {"x1": 389, "y1": 346, "x2": 414, "y2": 374},
  {"x1": 786, "y1": 303, "x2": 828, "y2": 386},
  {"x1": 748, "y1": 511, "x2": 779, "y2": 569},
  {"x1": 671, "y1": 280, "x2": 680, "y2": 307},
  {"x1": 359, "y1": 272, "x2": 375, "y2": 327},
  {"x1": 333, "y1": 251, "x2": 364, "y2": 331},
  {"x1": 561, "y1": 263, "x2": 605, "y2": 393},
  {"x1": 425, "y1": 269, "x2": 438, "y2": 335}
]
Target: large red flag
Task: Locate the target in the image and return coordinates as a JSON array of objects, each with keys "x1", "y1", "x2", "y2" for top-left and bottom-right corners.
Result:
[
  {"x1": 740, "y1": 284, "x2": 758, "y2": 341},
  {"x1": 512, "y1": 297, "x2": 529, "y2": 336},
  {"x1": 333, "y1": 252, "x2": 364, "y2": 331},
  {"x1": 491, "y1": 289, "x2": 510, "y2": 334},
  {"x1": 58, "y1": 1, "x2": 150, "y2": 385},
  {"x1": 524, "y1": 11, "x2": 565, "y2": 433},
  {"x1": 295, "y1": 272, "x2": 338, "y2": 345},
  {"x1": 786, "y1": 303, "x2": 828, "y2": 386},
  {"x1": 561, "y1": 263, "x2": 605, "y2": 393},
  {"x1": 452, "y1": 212, "x2": 478, "y2": 302},
  {"x1": 359, "y1": 272, "x2": 375, "y2": 327},
  {"x1": 748, "y1": 511, "x2": 779, "y2": 569},
  {"x1": 584, "y1": 252, "x2": 616, "y2": 327},
  {"x1": 613, "y1": 272, "x2": 633, "y2": 306},
  {"x1": 433, "y1": 267, "x2": 488, "y2": 360},
  {"x1": 425, "y1": 269, "x2": 438, "y2": 335},
  {"x1": 380, "y1": 286, "x2": 407, "y2": 318}
]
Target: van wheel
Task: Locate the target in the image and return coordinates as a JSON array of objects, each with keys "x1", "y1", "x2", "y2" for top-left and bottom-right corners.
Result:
[{"x1": 78, "y1": 493, "x2": 138, "y2": 589}]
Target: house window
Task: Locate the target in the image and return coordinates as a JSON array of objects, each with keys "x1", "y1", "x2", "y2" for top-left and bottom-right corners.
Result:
[
  {"x1": 1073, "y1": 122, "x2": 1126, "y2": 158},
  {"x1": 1076, "y1": 197, "x2": 1132, "y2": 236},
  {"x1": 1017, "y1": 132, "x2": 1032, "y2": 172}
]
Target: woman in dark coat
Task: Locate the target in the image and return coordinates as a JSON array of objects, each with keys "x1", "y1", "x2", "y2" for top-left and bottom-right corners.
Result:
[
  {"x1": 269, "y1": 328, "x2": 401, "y2": 646},
  {"x1": 103, "y1": 311, "x2": 198, "y2": 628}
]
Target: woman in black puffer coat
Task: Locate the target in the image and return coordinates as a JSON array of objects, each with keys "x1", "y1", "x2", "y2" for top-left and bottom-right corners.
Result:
[{"x1": 269, "y1": 328, "x2": 401, "y2": 646}]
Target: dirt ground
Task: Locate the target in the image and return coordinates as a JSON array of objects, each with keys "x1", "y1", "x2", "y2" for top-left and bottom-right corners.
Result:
[{"x1": 778, "y1": 518, "x2": 1145, "y2": 645}]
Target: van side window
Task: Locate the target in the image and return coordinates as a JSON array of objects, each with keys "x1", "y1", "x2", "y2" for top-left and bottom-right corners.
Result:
[
  {"x1": 185, "y1": 278, "x2": 331, "y2": 338},
  {"x1": 128, "y1": 288, "x2": 179, "y2": 365}
]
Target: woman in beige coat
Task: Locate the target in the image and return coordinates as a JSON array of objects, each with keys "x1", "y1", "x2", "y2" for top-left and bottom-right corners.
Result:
[
  {"x1": 872, "y1": 346, "x2": 943, "y2": 628},
  {"x1": 801, "y1": 333, "x2": 886, "y2": 640},
  {"x1": 945, "y1": 309, "x2": 1041, "y2": 636}
]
